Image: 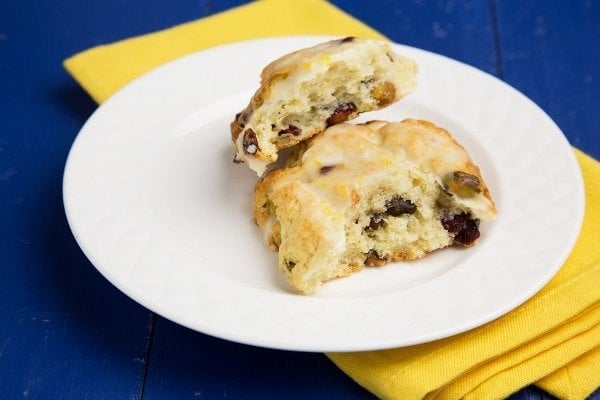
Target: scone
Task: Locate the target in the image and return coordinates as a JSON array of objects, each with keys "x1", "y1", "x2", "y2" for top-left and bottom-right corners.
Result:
[
  {"x1": 232, "y1": 37, "x2": 418, "y2": 175},
  {"x1": 253, "y1": 119, "x2": 496, "y2": 294}
]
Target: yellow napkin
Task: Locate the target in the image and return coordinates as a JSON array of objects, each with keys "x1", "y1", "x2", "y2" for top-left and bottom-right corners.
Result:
[
  {"x1": 330, "y1": 150, "x2": 600, "y2": 399},
  {"x1": 64, "y1": 1, "x2": 600, "y2": 398}
]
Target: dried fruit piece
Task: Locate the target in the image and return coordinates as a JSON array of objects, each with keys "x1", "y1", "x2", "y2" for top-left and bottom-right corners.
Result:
[
  {"x1": 371, "y1": 81, "x2": 396, "y2": 106},
  {"x1": 278, "y1": 124, "x2": 302, "y2": 136},
  {"x1": 444, "y1": 171, "x2": 481, "y2": 197},
  {"x1": 340, "y1": 36, "x2": 355, "y2": 43},
  {"x1": 326, "y1": 103, "x2": 357, "y2": 126},
  {"x1": 385, "y1": 196, "x2": 416, "y2": 216},
  {"x1": 366, "y1": 213, "x2": 386, "y2": 231},
  {"x1": 243, "y1": 128, "x2": 259, "y2": 154},
  {"x1": 441, "y1": 212, "x2": 481, "y2": 246}
]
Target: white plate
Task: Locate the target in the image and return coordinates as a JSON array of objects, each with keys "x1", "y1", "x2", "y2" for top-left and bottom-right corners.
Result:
[{"x1": 63, "y1": 36, "x2": 584, "y2": 352}]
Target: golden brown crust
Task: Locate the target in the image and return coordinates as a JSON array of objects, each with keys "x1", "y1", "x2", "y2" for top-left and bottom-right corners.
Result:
[
  {"x1": 252, "y1": 168, "x2": 289, "y2": 227},
  {"x1": 253, "y1": 119, "x2": 496, "y2": 294},
  {"x1": 230, "y1": 117, "x2": 243, "y2": 144}
]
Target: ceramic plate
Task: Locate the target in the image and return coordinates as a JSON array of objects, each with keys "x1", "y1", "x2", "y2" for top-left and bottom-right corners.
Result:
[{"x1": 63, "y1": 36, "x2": 584, "y2": 352}]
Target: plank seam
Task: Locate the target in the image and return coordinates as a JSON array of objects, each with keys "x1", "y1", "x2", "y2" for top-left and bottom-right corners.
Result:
[
  {"x1": 139, "y1": 313, "x2": 158, "y2": 400},
  {"x1": 488, "y1": 0, "x2": 505, "y2": 79}
]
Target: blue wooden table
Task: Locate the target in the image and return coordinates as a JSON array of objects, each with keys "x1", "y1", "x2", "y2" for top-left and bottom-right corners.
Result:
[{"x1": 1, "y1": 1, "x2": 599, "y2": 398}]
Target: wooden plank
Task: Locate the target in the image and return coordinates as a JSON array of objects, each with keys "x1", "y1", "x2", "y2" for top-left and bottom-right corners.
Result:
[
  {"x1": 495, "y1": 0, "x2": 600, "y2": 159},
  {"x1": 495, "y1": 2, "x2": 600, "y2": 398},
  {"x1": 141, "y1": 318, "x2": 375, "y2": 399},
  {"x1": 0, "y1": 179, "x2": 152, "y2": 399},
  {"x1": 507, "y1": 386, "x2": 543, "y2": 400},
  {"x1": 0, "y1": 1, "x2": 212, "y2": 398},
  {"x1": 333, "y1": 0, "x2": 498, "y2": 74},
  {"x1": 212, "y1": 0, "x2": 498, "y2": 73}
]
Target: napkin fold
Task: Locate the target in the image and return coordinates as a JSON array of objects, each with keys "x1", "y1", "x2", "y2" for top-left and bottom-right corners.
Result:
[
  {"x1": 330, "y1": 155, "x2": 600, "y2": 397},
  {"x1": 63, "y1": 1, "x2": 600, "y2": 398}
]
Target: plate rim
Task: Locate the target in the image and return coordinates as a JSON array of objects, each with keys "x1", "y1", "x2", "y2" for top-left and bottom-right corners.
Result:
[{"x1": 63, "y1": 35, "x2": 585, "y2": 352}]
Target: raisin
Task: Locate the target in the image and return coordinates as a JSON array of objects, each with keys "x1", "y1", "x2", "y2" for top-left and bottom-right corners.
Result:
[
  {"x1": 441, "y1": 213, "x2": 465, "y2": 234},
  {"x1": 319, "y1": 165, "x2": 336, "y2": 174},
  {"x1": 455, "y1": 223, "x2": 480, "y2": 245},
  {"x1": 340, "y1": 36, "x2": 355, "y2": 43},
  {"x1": 371, "y1": 81, "x2": 396, "y2": 106},
  {"x1": 366, "y1": 213, "x2": 386, "y2": 231},
  {"x1": 243, "y1": 128, "x2": 259, "y2": 154},
  {"x1": 441, "y1": 213, "x2": 481, "y2": 246},
  {"x1": 385, "y1": 196, "x2": 416, "y2": 216},
  {"x1": 364, "y1": 250, "x2": 386, "y2": 267},
  {"x1": 278, "y1": 124, "x2": 302, "y2": 136},
  {"x1": 326, "y1": 103, "x2": 357, "y2": 126},
  {"x1": 232, "y1": 154, "x2": 244, "y2": 164},
  {"x1": 444, "y1": 171, "x2": 481, "y2": 197}
]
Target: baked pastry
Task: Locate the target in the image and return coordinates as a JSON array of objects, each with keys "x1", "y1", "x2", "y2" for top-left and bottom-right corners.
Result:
[
  {"x1": 253, "y1": 119, "x2": 496, "y2": 294},
  {"x1": 231, "y1": 37, "x2": 418, "y2": 175}
]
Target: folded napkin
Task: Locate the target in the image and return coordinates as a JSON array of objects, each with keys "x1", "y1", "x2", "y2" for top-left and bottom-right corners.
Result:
[
  {"x1": 64, "y1": 1, "x2": 600, "y2": 398},
  {"x1": 330, "y1": 150, "x2": 600, "y2": 399}
]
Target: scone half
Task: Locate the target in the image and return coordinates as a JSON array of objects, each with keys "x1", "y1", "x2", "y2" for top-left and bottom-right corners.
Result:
[
  {"x1": 253, "y1": 119, "x2": 496, "y2": 294},
  {"x1": 232, "y1": 37, "x2": 418, "y2": 175}
]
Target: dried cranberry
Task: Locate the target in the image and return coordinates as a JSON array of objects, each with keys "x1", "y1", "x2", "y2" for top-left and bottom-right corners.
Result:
[
  {"x1": 455, "y1": 224, "x2": 480, "y2": 245},
  {"x1": 441, "y1": 213, "x2": 480, "y2": 246},
  {"x1": 326, "y1": 103, "x2": 357, "y2": 126}
]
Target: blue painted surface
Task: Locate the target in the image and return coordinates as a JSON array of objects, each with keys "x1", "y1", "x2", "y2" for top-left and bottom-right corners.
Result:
[
  {"x1": 335, "y1": 0, "x2": 499, "y2": 75},
  {"x1": 496, "y1": 0, "x2": 600, "y2": 160},
  {"x1": 143, "y1": 319, "x2": 374, "y2": 399},
  {"x1": 0, "y1": 0, "x2": 598, "y2": 399}
]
